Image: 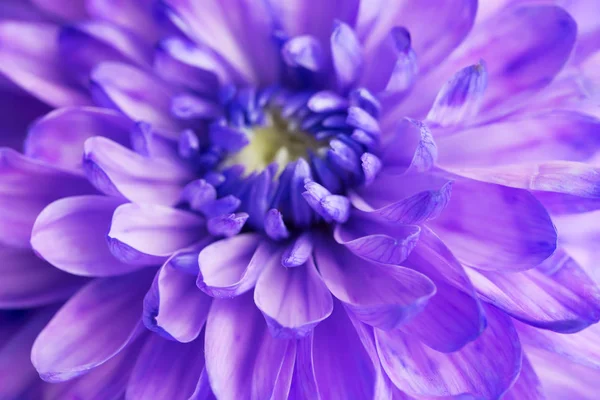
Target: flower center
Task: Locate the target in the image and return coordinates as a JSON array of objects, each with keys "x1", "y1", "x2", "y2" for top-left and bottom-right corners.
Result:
[
  {"x1": 181, "y1": 86, "x2": 384, "y2": 237},
  {"x1": 223, "y1": 110, "x2": 325, "y2": 176}
]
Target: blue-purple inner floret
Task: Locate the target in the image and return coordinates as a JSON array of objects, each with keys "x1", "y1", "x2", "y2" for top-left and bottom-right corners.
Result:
[{"x1": 178, "y1": 85, "x2": 384, "y2": 237}]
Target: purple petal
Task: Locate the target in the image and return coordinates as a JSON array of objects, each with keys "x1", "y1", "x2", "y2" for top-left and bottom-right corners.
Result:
[
  {"x1": 59, "y1": 22, "x2": 152, "y2": 87},
  {"x1": 127, "y1": 334, "x2": 205, "y2": 400},
  {"x1": 209, "y1": 123, "x2": 249, "y2": 152},
  {"x1": 315, "y1": 238, "x2": 435, "y2": 330},
  {"x1": 432, "y1": 176, "x2": 557, "y2": 271},
  {"x1": 401, "y1": 5, "x2": 577, "y2": 119},
  {"x1": 376, "y1": 304, "x2": 521, "y2": 399},
  {"x1": 30, "y1": 0, "x2": 87, "y2": 20},
  {"x1": 264, "y1": 209, "x2": 290, "y2": 241},
  {"x1": 31, "y1": 195, "x2": 143, "y2": 277},
  {"x1": 360, "y1": 0, "x2": 477, "y2": 73},
  {"x1": 352, "y1": 171, "x2": 453, "y2": 224},
  {"x1": 0, "y1": 87, "x2": 51, "y2": 151},
  {"x1": 90, "y1": 62, "x2": 179, "y2": 130},
  {"x1": 31, "y1": 269, "x2": 155, "y2": 382},
  {"x1": 206, "y1": 212, "x2": 248, "y2": 237},
  {"x1": 282, "y1": 35, "x2": 323, "y2": 71},
  {"x1": 197, "y1": 233, "x2": 265, "y2": 297},
  {"x1": 502, "y1": 355, "x2": 544, "y2": 400},
  {"x1": 281, "y1": 233, "x2": 313, "y2": 268},
  {"x1": 108, "y1": 203, "x2": 205, "y2": 265},
  {"x1": 516, "y1": 319, "x2": 600, "y2": 369},
  {"x1": 254, "y1": 251, "x2": 333, "y2": 338},
  {"x1": 331, "y1": 22, "x2": 363, "y2": 91},
  {"x1": 427, "y1": 61, "x2": 488, "y2": 127},
  {"x1": 43, "y1": 337, "x2": 144, "y2": 400},
  {"x1": 25, "y1": 107, "x2": 132, "y2": 174},
  {"x1": 449, "y1": 161, "x2": 600, "y2": 199},
  {"x1": 86, "y1": 0, "x2": 161, "y2": 43},
  {"x1": 528, "y1": 348, "x2": 600, "y2": 399},
  {"x1": 334, "y1": 216, "x2": 420, "y2": 265},
  {"x1": 0, "y1": 149, "x2": 95, "y2": 248},
  {"x1": 361, "y1": 27, "x2": 417, "y2": 95},
  {"x1": 205, "y1": 292, "x2": 295, "y2": 399},
  {"x1": 307, "y1": 91, "x2": 348, "y2": 113},
  {"x1": 143, "y1": 253, "x2": 211, "y2": 342},
  {"x1": 402, "y1": 226, "x2": 486, "y2": 352},
  {"x1": 83, "y1": 136, "x2": 194, "y2": 205},
  {"x1": 154, "y1": 36, "x2": 238, "y2": 92},
  {"x1": 0, "y1": 244, "x2": 87, "y2": 307},
  {"x1": 0, "y1": 21, "x2": 90, "y2": 106},
  {"x1": 163, "y1": 0, "x2": 279, "y2": 83},
  {"x1": 0, "y1": 308, "x2": 55, "y2": 399},
  {"x1": 265, "y1": 0, "x2": 359, "y2": 45},
  {"x1": 437, "y1": 111, "x2": 600, "y2": 167},
  {"x1": 467, "y1": 248, "x2": 600, "y2": 333},
  {"x1": 312, "y1": 302, "x2": 378, "y2": 399},
  {"x1": 382, "y1": 118, "x2": 437, "y2": 174}
]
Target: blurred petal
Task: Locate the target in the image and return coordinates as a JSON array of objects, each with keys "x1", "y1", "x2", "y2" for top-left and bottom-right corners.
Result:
[
  {"x1": 25, "y1": 107, "x2": 132, "y2": 174},
  {"x1": 83, "y1": 136, "x2": 194, "y2": 205},
  {"x1": 361, "y1": 0, "x2": 477, "y2": 73},
  {"x1": 163, "y1": 0, "x2": 279, "y2": 83},
  {"x1": 90, "y1": 62, "x2": 179, "y2": 130},
  {"x1": 86, "y1": 0, "x2": 162, "y2": 43},
  {"x1": 32, "y1": 269, "x2": 154, "y2": 382},
  {"x1": 437, "y1": 111, "x2": 600, "y2": 167},
  {"x1": 0, "y1": 149, "x2": 95, "y2": 248},
  {"x1": 31, "y1": 0, "x2": 88, "y2": 20},
  {"x1": 0, "y1": 308, "x2": 55, "y2": 399},
  {"x1": 0, "y1": 21, "x2": 89, "y2": 106},
  {"x1": 0, "y1": 244, "x2": 87, "y2": 307}
]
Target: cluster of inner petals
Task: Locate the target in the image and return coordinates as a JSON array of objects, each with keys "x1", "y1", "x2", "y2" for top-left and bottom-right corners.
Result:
[{"x1": 176, "y1": 85, "x2": 384, "y2": 238}]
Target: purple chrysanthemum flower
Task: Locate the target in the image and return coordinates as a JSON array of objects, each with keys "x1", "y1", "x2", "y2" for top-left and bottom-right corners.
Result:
[{"x1": 1, "y1": 0, "x2": 600, "y2": 398}]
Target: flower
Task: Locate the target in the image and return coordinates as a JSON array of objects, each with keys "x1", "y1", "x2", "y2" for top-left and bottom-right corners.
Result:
[{"x1": 1, "y1": 0, "x2": 600, "y2": 399}]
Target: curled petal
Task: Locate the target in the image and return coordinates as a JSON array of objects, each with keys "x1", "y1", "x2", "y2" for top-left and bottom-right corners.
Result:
[
  {"x1": 334, "y1": 216, "x2": 420, "y2": 265},
  {"x1": 197, "y1": 233, "x2": 265, "y2": 297},
  {"x1": 315, "y1": 238, "x2": 435, "y2": 330},
  {"x1": 143, "y1": 253, "x2": 211, "y2": 343},
  {"x1": 31, "y1": 196, "x2": 142, "y2": 277},
  {"x1": 83, "y1": 136, "x2": 194, "y2": 205},
  {"x1": 108, "y1": 203, "x2": 205, "y2": 265},
  {"x1": 255, "y1": 253, "x2": 333, "y2": 338}
]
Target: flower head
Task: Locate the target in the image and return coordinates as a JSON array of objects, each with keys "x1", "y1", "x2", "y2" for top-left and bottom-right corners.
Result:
[{"x1": 1, "y1": 0, "x2": 600, "y2": 399}]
